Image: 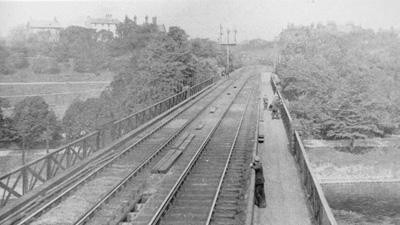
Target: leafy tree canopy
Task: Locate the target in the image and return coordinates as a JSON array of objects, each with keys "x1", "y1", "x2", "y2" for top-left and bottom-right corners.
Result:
[
  {"x1": 12, "y1": 96, "x2": 59, "y2": 148},
  {"x1": 276, "y1": 26, "x2": 400, "y2": 143}
]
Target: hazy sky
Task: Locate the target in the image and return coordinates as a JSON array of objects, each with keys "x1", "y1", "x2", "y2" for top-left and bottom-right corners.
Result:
[{"x1": 1, "y1": 0, "x2": 400, "y2": 42}]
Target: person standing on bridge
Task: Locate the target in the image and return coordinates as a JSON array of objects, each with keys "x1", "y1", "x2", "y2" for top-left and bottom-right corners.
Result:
[
  {"x1": 270, "y1": 95, "x2": 281, "y2": 119},
  {"x1": 250, "y1": 155, "x2": 266, "y2": 208}
]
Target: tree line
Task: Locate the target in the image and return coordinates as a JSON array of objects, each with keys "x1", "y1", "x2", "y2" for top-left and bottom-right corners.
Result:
[
  {"x1": 276, "y1": 25, "x2": 400, "y2": 149},
  {"x1": 0, "y1": 18, "x2": 241, "y2": 149}
]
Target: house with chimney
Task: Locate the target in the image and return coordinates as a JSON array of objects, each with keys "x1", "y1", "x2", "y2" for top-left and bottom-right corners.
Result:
[
  {"x1": 147, "y1": 16, "x2": 166, "y2": 32},
  {"x1": 27, "y1": 17, "x2": 62, "y2": 42},
  {"x1": 86, "y1": 14, "x2": 121, "y2": 37},
  {"x1": 85, "y1": 14, "x2": 165, "y2": 38},
  {"x1": 130, "y1": 15, "x2": 166, "y2": 32}
]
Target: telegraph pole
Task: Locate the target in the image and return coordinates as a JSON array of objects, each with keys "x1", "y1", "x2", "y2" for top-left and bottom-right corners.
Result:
[
  {"x1": 220, "y1": 26, "x2": 237, "y2": 76},
  {"x1": 219, "y1": 24, "x2": 223, "y2": 44}
]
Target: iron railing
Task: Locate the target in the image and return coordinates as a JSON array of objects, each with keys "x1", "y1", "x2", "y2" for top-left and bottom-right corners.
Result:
[
  {"x1": 270, "y1": 75, "x2": 337, "y2": 225},
  {"x1": 0, "y1": 78, "x2": 214, "y2": 208}
]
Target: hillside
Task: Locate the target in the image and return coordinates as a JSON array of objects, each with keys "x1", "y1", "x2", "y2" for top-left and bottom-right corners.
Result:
[{"x1": 0, "y1": 68, "x2": 114, "y2": 118}]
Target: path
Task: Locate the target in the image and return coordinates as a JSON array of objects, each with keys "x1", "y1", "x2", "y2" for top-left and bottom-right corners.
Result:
[{"x1": 253, "y1": 72, "x2": 312, "y2": 225}]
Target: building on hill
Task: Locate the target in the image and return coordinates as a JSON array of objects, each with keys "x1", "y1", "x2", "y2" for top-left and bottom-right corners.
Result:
[
  {"x1": 134, "y1": 15, "x2": 166, "y2": 32},
  {"x1": 336, "y1": 22, "x2": 362, "y2": 34},
  {"x1": 27, "y1": 17, "x2": 62, "y2": 42},
  {"x1": 378, "y1": 27, "x2": 400, "y2": 38},
  {"x1": 151, "y1": 16, "x2": 166, "y2": 33},
  {"x1": 86, "y1": 14, "x2": 121, "y2": 37},
  {"x1": 85, "y1": 14, "x2": 166, "y2": 38}
]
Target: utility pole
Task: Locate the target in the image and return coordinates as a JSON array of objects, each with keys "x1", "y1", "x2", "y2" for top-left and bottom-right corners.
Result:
[
  {"x1": 220, "y1": 26, "x2": 237, "y2": 76},
  {"x1": 219, "y1": 24, "x2": 223, "y2": 44}
]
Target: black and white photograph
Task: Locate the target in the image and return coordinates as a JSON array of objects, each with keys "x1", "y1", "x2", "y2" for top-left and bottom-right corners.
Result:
[{"x1": 1, "y1": 0, "x2": 400, "y2": 224}]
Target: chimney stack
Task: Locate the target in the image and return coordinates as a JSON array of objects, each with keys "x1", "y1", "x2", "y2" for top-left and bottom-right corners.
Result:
[
  {"x1": 152, "y1": 16, "x2": 157, "y2": 25},
  {"x1": 145, "y1": 15, "x2": 148, "y2": 24}
]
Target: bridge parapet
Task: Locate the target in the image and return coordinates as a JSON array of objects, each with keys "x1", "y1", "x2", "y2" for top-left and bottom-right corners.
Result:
[
  {"x1": 0, "y1": 78, "x2": 214, "y2": 208},
  {"x1": 270, "y1": 75, "x2": 337, "y2": 225}
]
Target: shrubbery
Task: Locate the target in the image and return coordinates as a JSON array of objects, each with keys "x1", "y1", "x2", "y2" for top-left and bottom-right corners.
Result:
[
  {"x1": 8, "y1": 53, "x2": 29, "y2": 69},
  {"x1": 62, "y1": 26, "x2": 229, "y2": 138},
  {"x1": 276, "y1": 26, "x2": 400, "y2": 143},
  {"x1": 0, "y1": 46, "x2": 29, "y2": 75},
  {"x1": 31, "y1": 56, "x2": 60, "y2": 74}
]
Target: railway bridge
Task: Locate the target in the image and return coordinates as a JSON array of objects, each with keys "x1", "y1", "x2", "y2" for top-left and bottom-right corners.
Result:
[{"x1": 0, "y1": 66, "x2": 337, "y2": 225}]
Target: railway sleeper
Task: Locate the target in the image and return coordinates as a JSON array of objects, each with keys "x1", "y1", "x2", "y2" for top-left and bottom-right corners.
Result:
[
  {"x1": 177, "y1": 193, "x2": 214, "y2": 200},
  {"x1": 218, "y1": 192, "x2": 240, "y2": 199},
  {"x1": 131, "y1": 213, "x2": 154, "y2": 225},
  {"x1": 215, "y1": 204, "x2": 238, "y2": 211},
  {"x1": 167, "y1": 205, "x2": 210, "y2": 215},
  {"x1": 162, "y1": 212, "x2": 209, "y2": 223},
  {"x1": 185, "y1": 177, "x2": 221, "y2": 183},
  {"x1": 213, "y1": 210, "x2": 236, "y2": 219},
  {"x1": 177, "y1": 188, "x2": 218, "y2": 195},
  {"x1": 179, "y1": 185, "x2": 216, "y2": 192},
  {"x1": 220, "y1": 186, "x2": 241, "y2": 193},
  {"x1": 227, "y1": 167, "x2": 246, "y2": 173},
  {"x1": 173, "y1": 198, "x2": 213, "y2": 205},
  {"x1": 210, "y1": 218, "x2": 240, "y2": 225},
  {"x1": 215, "y1": 197, "x2": 238, "y2": 204},
  {"x1": 222, "y1": 178, "x2": 244, "y2": 184},
  {"x1": 189, "y1": 173, "x2": 221, "y2": 178},
  {"x1": 229, "y1": 158, "x2": 246, "y2": 163},
  {"x1": 172, "y1": 204, "x2": 212, "y2": 212}
]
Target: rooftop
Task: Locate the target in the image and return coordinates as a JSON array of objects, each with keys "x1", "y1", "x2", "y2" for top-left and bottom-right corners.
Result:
[
  {"x1": 88, "y1": 15, "x2": 120, "y2": 25},
  {"x1": 28, "y1": 19, "x2": 61, "y2": 29}
]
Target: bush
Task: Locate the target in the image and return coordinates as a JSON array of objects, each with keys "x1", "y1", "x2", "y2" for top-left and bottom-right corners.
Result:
[
  {"x1": 8, "y1": 53, "x2": 29, "y2": 69},
  {"x1": 31, "y1": 56, "x2": 60, "y2": 74},
  {"x1": 0, "y1": 61, "x2": 16, "y2": 75},
  {"x1": 0, "y1": 46, "x2": 15, "y2": 75}
]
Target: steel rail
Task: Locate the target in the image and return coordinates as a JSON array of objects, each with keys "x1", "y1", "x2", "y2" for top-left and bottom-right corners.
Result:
[
  {"x1": 205, "y1": 78, "x2": 255, "y2": 224},
  {"x1": 0, "y1": 149, "x2": 120, "y2": 225},
  {"x1": 148, "y1": 75, "x2": 252, "y2": 225},
  {"x1": 0, "y1": 78, "x2": 214, "y2": 209},
  {"x1": 11, "y1": 78, "x2": 233, "y2": 225},
  {"x1": 74, "y1": 78, "x2": 240, "y2": 225}
]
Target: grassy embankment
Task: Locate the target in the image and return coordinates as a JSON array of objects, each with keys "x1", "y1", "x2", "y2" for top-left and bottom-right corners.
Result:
[{"x1": 0, "y1": 68, "x2": 115, "y2": 118}]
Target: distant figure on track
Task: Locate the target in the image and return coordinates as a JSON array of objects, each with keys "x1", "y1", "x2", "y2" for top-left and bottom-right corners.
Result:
[
  {"x1": 263, "y1": 95, "x2": 268, "y2": 110},
  {"x1": 270, "y1": 95, "x2": 281, "y2": 119},
  {"x1": 250, "y1": 155, "x2": 266, "y2": 208}
]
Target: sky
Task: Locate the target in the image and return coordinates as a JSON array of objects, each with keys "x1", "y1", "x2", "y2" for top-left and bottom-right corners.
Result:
[{"x1": 1, "y1": 0, "x2": 400, "y2": 42}]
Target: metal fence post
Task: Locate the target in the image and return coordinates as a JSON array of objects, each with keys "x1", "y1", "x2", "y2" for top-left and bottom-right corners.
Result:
[
  {"x1": 22, "y1": 167, "x2": 28, "y2": 194},
  {"x1": 46, "y1": 155, "x2": 52, "y2": 180},
  {"x1": 66, "y1": 147, "x2": 71, "y2": 168}
]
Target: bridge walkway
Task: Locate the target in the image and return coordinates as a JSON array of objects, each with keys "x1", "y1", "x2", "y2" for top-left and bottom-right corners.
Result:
[{"x1": 253, "y1": 72, "x2": 312, "y2": 225}]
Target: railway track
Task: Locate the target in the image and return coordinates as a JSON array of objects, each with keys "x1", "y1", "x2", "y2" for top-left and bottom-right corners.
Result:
[
  {"x1": 2, "y1": 69, "x2": 257, "y2": 225},
  {"x1": 145, "y1": 74, "x2": 259, "y2": 225}
]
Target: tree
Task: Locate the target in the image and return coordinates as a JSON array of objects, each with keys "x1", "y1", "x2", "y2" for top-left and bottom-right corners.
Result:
[
  {"x1": 7, "y1": 52, "x2": 29, "y2": 69},
  {"x1": 0, "y1": 45, "x2": 14, "y2": 74},
  {"x1": 62, "y1": 25, "x2": 224, "y2": 137},
  {"x1": 13, "y1": 96, "x2": 58, "y2": 148},
  {"x1": 6, "y1": 25, "x2": 29, "y2": 48},
  {"x1": 276, "y1": 25, "x2": 400, "y2": 146},
  {"x1": 96, "y1": 30, "x2": 114, "y2": 42},
  {"x1": 31, "y1": 56, "x2": 60, "y2": 74},
  {"x1": 0, "y1": 98, "x2": 17, "y2": 143},
  {"x1": 62, "y1": 96, "x2": 117, "y2": 139}
]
